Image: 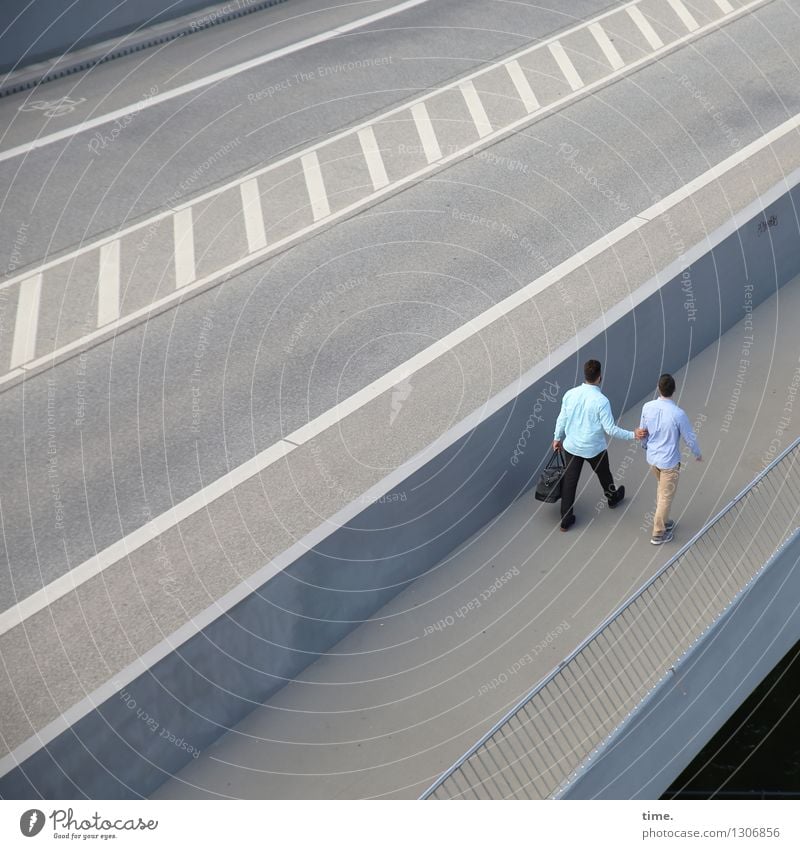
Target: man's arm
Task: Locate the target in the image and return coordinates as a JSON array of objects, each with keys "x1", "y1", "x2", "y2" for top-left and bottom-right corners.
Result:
[
  {"x1": 553, "y1": 397, "x2": 568, "y2": 450},
  {"x1": 639, "y1": 408, "x2": 650, "y2": 450},
  {"x1": 679, "y1": 410, "x2": 702, "y2": 460},
  {"x1": 597, "y1": 397, "x2": 635, "y2": 441}
]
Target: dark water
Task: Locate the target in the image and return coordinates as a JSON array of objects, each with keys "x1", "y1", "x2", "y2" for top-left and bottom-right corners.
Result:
[{"x1": 663, "y1": 640, "x2": 800, "y2": 799}]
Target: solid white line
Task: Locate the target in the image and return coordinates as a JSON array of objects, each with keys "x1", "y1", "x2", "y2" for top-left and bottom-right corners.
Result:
[
  {"x1": 3, "y1": 164, "x2": 797, "y2": 780},
  {"x1": 411, "y1": 102, "x2": 442, "y2": 163},
  {"x1": 666, "y1": 0, "x2": 700, "y2": 31},
  {"x1": 10, "y1": 274, "x2": 42, "y2": 368},
  {"x1": 460, "y1": 80, "x2": 492, "y2": 138},
  {"x1": 0, "y1": 0, "x2": 772, "y2": 374},
  {"x1": 0, "y1": 0, "x2": 767, "y2": 295},
  {"x1": 301, "y1": 151, "x2": 331, "y2": 221},
  {"x1": 239, "y1": 178, "x2": 267, "y2": 253},
  {"x1": 549, "y1": 40, "x2": 584, "y2": 91},
  {"x1": 627, "y1": 5, "x2": 664, "y2": 49},
  {"x1": 713, "y1": 0, "x2": 735, "y2": 12},
  {"x1": 1, "y1": 107, "x2": 798, "y2": 656},
  {"x1": 0, "y1": 0, "x2": 433, "y2": 166},
  {"x1": 589, "y1": 22, "x2": 625, "y2": 71},
  {"x1": 0, "y1": 439, "x2": 296, "y2": 639},
  {"x1": 283, "y1": 116, "x2": 800, "y2": 447},
  {"x1": 358, "y1": 126, "x2": 390, "y2": 191},
  {"x1": 173, "y1": 208, "x2": 196, "y2": 288},
  {"x1": 505, "y1": 59, "x2": 540, "y2": 113},
  {"x1": 96, "y1": 241, "x2": 120, "y2": 326}
]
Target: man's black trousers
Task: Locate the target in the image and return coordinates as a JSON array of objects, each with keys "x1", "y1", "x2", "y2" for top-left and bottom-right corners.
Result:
[{"x1": 560, "y1": 449, "x2": 616, "y2": 522}]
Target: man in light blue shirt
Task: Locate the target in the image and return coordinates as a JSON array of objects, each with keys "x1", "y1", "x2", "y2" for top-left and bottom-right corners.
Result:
[
  {"x1": 552, "y1": 359, "x2": 646, "y2": 531},
  {"x1": 639, "y1": 373, "x2": 702, "y2": 545}
]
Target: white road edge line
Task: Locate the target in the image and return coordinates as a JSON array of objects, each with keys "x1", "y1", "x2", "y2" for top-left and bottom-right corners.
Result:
[
  {"x1": 0, "y1": 0, "x2": 433, "y2": 166},
  {"x1": 0, "y1": 0, "x2": 772, "y2": 395},
  {"x1": 9, "y1": 273, "x2": 42, "y2": 368},
  {"x1": 460, "y1": 80, "x2": 492, "y2": 138},
  {"x1": 627, "y1": 5, "x2": 665, "y2": 49},
  {"x1": 173, "y1": 207, "x2": 196, "y2": 288},
  {"x1": 3, "y1": 160, "x2": 797, "y2": 780},
  {"x1": 549, "y1": 40, "x2": 584, "y2": 91},
  {"x1": 97, "y1": 240, "x2": 120, "y2": 326},
  {"x1": 0, "y1": 439, "x2": 296, "y2": 639},
  {"x1": 0, "y1": 0, "x2": 759, "y2": 293},
  {"x1": 2, "y1": 108, "x2": 799, "y2": 642},
  {"x1": 0, "y1": 0, "x2": 773, "y2": 387},
  {"x1": 589, "y1": 22, "x2": 625, "y2": 71},
  {"x1": 505, "y1": 59, "x2": 540, "y2": 113},
  {"x1": 666, "y1": 0, "x2": 700, "y2": 32},
  {"x1": 240, "y1": 178, "x2": 267, "y2": 253},
  {"x1": 358, "y1": 126, "x2": 390, "y2": 190},
  {"x1": 410, "y1": 102, "x2": 442, "y2": 163}
]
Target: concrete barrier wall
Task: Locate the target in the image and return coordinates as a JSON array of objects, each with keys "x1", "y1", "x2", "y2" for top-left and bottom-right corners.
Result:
[
  {"x1": 558, "y1": 529, "x2": 800, "y2": 800},
  {"x1": 2, "y1": 184, "x2": 798, "y2": 798},
  {"x1": 0, "y1": 1, "x2": 286, "y2": 73}
]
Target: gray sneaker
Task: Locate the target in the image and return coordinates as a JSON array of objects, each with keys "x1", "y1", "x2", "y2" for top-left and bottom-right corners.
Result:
[
  {"x1": 651, "y1": 528, "x2": 674, "y2": 545},
  {"x1": 664, "y1": 519, "x2": 675, "y2": 532}
]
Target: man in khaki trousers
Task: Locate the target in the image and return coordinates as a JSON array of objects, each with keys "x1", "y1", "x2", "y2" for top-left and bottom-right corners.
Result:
[{"x1": 639, "y1": 374, "x2": 702, "y2": 544}]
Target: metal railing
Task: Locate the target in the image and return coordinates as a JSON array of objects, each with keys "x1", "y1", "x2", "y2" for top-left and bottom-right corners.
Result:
[{"x1": 422, "y1": 436, "x2": 800, "y2": 799}]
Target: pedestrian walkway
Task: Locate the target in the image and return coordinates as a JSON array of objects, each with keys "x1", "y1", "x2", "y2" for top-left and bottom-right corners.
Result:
[{"x1": 154, "y1": 267, "x2": 800, "y2": 800}]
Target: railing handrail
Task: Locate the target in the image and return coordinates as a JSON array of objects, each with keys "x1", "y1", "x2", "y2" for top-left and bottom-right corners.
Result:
[{"x1": 420, "y1": 434, "x2": 800, "y2": 799}]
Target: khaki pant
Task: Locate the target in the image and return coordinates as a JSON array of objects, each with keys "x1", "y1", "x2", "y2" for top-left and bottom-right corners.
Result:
[{"x1": 651, "y1": 463, "x2": 680, "y2": 536}]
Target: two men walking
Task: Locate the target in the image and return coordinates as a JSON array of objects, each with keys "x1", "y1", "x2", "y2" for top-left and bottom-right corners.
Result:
[{"x1": 551, "y1": 360, "x2": 701, "y2": 543}]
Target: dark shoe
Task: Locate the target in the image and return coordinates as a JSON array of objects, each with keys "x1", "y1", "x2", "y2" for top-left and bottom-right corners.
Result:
[
  {"x1": 651, "y1": 528, "x2": 674, "y2": 545},
  {"x1": 607, "y1": 485, "x2": 625, "y2": 508},
  {"x1": 560, "y1": 514, "x2": 576, "y2": 532},
  {"x1": 664, "y1": 519, "x2": 675, "y2": 532}
]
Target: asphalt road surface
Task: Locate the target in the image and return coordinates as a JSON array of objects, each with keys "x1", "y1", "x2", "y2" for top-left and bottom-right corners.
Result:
[{"x1": 1, "y1": 0, "x2": 798, "y2": 780}]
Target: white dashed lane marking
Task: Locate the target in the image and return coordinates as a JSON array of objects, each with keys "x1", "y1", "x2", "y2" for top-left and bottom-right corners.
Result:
[
  {"x1": 97, "y1": 241, "x2": 120, "y2": 326},
  {"x1": 301, "y1": 152, "x2": 332, "y2": 221},
  {"x1": 0, "y1": 0, "x2": 769, "y2": 384},
  {"x1": 666, "y1": 0, "x2": 700, "y2": 31},
  {"x1": 460, "y1": 80, "x2": 493, "y2": 138},
  {"x1": 411, "y1": 102, "x2": 443, "y2": 163},
  {"x1": 358, "y1": 126, "x2": 390, "y2": 190},
  {"x1": 589, "y1": 22, "x2": 626, "y2": 70},
  {"x1": 173, "y1": 208, "x2": 196, "y2": 289},
  {"x1": 627, "y1": 5, "x2": 665, "y2": 48},
  {"x1": 239, "y1": 178, "x2": 268, "y2": 253},
  {"x1": 10, "y1": 274, "x2": 42, "y2": 368},
  {"x1": 549, "y1": 40, "x2": 584, "y2": 91},
  {"x1": 505, "y1": 60, "x2": 540, "y2": 112}
]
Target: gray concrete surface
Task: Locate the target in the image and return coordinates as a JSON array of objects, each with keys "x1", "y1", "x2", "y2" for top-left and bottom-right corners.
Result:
[
  {"x1": 154, "y1": 271, "x2": 800, "y2": 799},
  {"x1": 3, "y1": 0, "x2": 799, "y2": 616},
  {"x1": 0, "y1": 0, "x2": 622, "y2": 265},
  {"x1": 1, "y1": 150, "x2": 796, "y2": 797},
  {"x1": 1, "y1": 0, "x2": 799, "y2": 800}
]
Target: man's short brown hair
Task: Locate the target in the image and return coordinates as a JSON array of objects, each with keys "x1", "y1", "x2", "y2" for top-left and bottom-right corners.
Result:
[
  {"x1": 658, "y1": 373, "x2": 676, "y2": 397},
  {"x1": 584, "y1": 359, "x2": 602, "y2": 383}
]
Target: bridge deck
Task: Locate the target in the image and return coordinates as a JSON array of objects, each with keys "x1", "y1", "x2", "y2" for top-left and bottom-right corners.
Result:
[{"x1": 155, "y1": 271, "x2": 800, "y2": 799}]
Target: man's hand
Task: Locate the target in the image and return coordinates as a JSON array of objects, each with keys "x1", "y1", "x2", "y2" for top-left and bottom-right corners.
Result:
[
  {"x1": 634, "y1": 427, "x2": 648, "y2": 440},
  {"x1": 695, "y1": 455, "x2": 703, "y2": 462},
  {"x1": 553, "y1": 439, "x2": 563, "y2": 452}
]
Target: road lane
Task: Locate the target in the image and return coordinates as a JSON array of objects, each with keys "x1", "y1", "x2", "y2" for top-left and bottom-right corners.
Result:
[
  {"x1": 1, "y1": 0, "x2": 798, "y2": 641},
  {"x1": 0, "y1": 0, "x2": 770, "y2": 390}
]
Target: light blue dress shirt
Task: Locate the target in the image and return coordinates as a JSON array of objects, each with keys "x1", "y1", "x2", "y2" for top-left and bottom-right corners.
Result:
[
  {"x1": 553, "y1": 383, "x2": 635, "y2": 458},
  {"x1": 639, "y1": 397, "x2": 701, "y2": 469}
]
